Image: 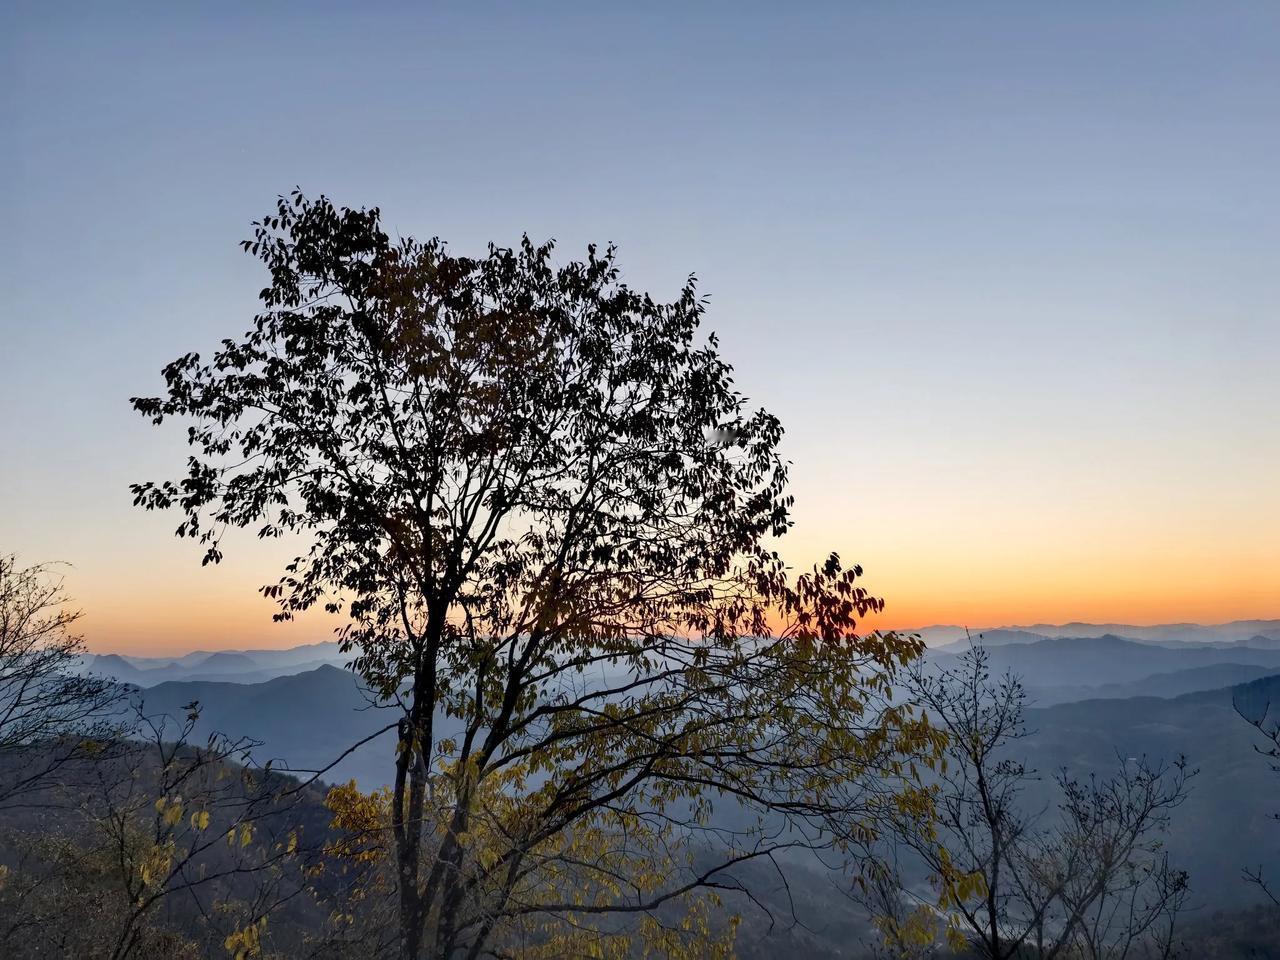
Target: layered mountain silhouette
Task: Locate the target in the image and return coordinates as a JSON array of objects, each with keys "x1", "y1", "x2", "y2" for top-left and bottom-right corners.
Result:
[
  {"x1": 82, "y1": 622, "x2": 1280, "y2": 917},
  {"x1": 84, "y1": 642, "x2": 348, "y2": 687},
  {"x1": 132, "y1": 665, "x2": 399, "y2": 787},
  {"x1": 108, "y1": 629, "x2": 1280, "y2": 912},
  {"x1": 929, "y1": 633, "x2": 1280, "y2": 693},
  {"x1": 1018, "y1": 674, "x2": 1280, "y2": 910},
  {"x1": 919, "y1": 619, "x2": 1280, "y2": 648}
]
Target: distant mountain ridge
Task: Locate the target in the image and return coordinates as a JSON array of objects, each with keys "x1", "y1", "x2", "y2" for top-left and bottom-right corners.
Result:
[
  {"x1": 931, "y1": 629, "x2": 1051, "y2": 651},
  {"x1": 89, "y1": 624, "x2": 1280, "y2": 692},
  {"x1": 915, "y1": 619, "x2": 1280, "y2": 649},
  {"x1": 1025, "y1": 662, "x2": 1280, "y2": 706},
  {"x1": 928, "y1": 633, "x2": 1280, "y2": 689},
  {"x1": 83, "y1": 642, "x2": 349, "y2": 687},
  {"x1": 123, "y1": 661, "x2": 1280, "y2": 912},
  {"x1": 117, "y1": 640, "x2": 346, "y2": 670},
  {"x1": 134, "y1": 665, "x2": 413, "y2": 788},
  {"x1": 1020, "y1": 671, "x2": 1280, "y2": 909}
]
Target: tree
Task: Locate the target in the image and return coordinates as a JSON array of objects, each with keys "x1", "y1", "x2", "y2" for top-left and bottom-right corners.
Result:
[
  {"x1": 130, "y1": 192, "x2": 935, "y2": 959},
  {"x1": 88, "y1": 707, "x2": 324, "y2": 960},
  {"x1": 0, "y1": 558, "x2": 335, "y2": 958},
  {"x1": 1233, "y1": 678, "x2": 1280, "y2": 907},
  {"x1": 1049, "y1": 766, "x2": 1190, "y2": 960},
  {"x1": 0, "y1": 554, "x2": 120, "y2": 808},
  {"x1": 864, "y1": 644, "x2": 1191, "y2": 960},
  {"x1": 0, "y1": 698, "x2": 330, "y2": 960}
]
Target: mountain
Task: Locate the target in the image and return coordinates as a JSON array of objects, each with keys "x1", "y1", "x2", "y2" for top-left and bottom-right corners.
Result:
[
  {"x1": 1028, "y1": 662, "x2": 1280, "y2": 706},
  {"x1": 1007, "y1": 619, "x2": 1280, "y2": 646},
  {"x1": 190, "y1": 640, "x2": 346, "y2": 669},
  {"x1": 913, "y1": 620, "x2": 1280, "y2": 649},
  {"x1": 127, "y1": 663, "x2": 1280, "y2": 913},
  {"x1": 105, "y1": 641, "x2": 345, "y2": 671},
  {"x1": 135, "y1": 665, "x2": 403, "y2": 787},
  {"x1": 86, "y1": 643, "x2": 348, "y2": 687},
  {"x1": 1237, "y1": 633, "x2": 1280, "y2": 649},
  {"x1": 1086, "y1": 662, "x2": 1279, "y2": 700},
  {"x1": 928, "y1": 634, "x2": 1280, "y2": 690},
  {"x1": 1020, "y1": 675, "x2": 1280, "y2": 910},
  {"x1": 84, "y1": 654, "x2": 156, "y2": 685},
  {"x1": 191, "y1": 658, "x2": 350, "y2": 685},
  {"x1": 933, "y1": 629, "x2": 1052, "y2": 652},
  {"x1": 194, "y1": 651, "x2": 259, "y2": 672}
]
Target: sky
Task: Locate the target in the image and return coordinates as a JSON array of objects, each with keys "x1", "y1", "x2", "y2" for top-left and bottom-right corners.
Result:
[{"x1": 2, "y1": 2, "x2": 1277, "y2": 654}]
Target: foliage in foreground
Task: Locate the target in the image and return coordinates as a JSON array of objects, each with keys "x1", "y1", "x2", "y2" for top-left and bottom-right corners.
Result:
[{"x1": 859, "y1": 645, "x2": 1193, "y2": 960}]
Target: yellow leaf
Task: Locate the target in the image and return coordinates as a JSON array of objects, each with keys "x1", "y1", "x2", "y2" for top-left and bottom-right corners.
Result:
[{"x1": 163, "y1": 801, "x2": 184, "y2": 827}]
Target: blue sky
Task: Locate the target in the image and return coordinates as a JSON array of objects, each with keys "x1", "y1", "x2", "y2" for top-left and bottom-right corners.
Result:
[{"x1": 2, "y1": 2, "x2": 1277, "y2": 651}]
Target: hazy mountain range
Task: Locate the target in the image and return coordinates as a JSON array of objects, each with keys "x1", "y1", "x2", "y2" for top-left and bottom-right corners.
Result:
[
  {"x1": 927, "y1": 633, "x2": 1280, "y2": 703},
  {"x1": 915, "y1": 619, "x2": 1280, "y2": 649},
  {"x1": 86, "y1": 620, "x2": 1280, "y2": 689},
  {"x1": 1018, "y1": 674, "x2": 1280, "y2": 912},
  {"x1": 98, "y1": 623, "x2": 1280, "y2": 914},
  {"x1": 81, "y1": 641, "x2": 349, "y2": 687},
  {"x1": 134, "y1": 664, "x2": 397, "y2": 787}
]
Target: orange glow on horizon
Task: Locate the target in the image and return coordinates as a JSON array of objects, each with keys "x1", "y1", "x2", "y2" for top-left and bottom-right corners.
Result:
[
  {"x1": 78, "y1": 552, "x2": 1280, "y2": 657},
  {"x1": 63, "y1": 478, "x2": 1280, "y2": 658}
]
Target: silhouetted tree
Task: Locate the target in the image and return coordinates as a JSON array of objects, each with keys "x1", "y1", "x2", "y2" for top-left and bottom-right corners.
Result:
[
  {"x1": 131, "y1": 193, "x2": 935, "y2": 959},
  {"x1": 862, "y1": 645, "x2": 1192, "y2": 960},
  {"x1": 0, "y1": 554, "x2": 120, "y2": 808},
  {"x1": 1233, "y1": 679, "x2": 1280, "y2": 908}
]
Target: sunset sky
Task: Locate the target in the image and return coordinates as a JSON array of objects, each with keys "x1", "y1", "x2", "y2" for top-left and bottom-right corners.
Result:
[{"x1": 3, "y1": 3, "x2": 1277, "y2": 655}]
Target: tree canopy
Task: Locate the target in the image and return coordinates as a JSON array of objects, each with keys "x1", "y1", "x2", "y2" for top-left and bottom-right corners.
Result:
[{"x1": 131, "y1": 192, "x2": 935, "y2": 959}]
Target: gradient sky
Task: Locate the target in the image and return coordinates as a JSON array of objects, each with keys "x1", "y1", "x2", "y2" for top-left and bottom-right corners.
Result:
[{"x1": 3, "y1": 2, "x2": 1277, "y2": 654}]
